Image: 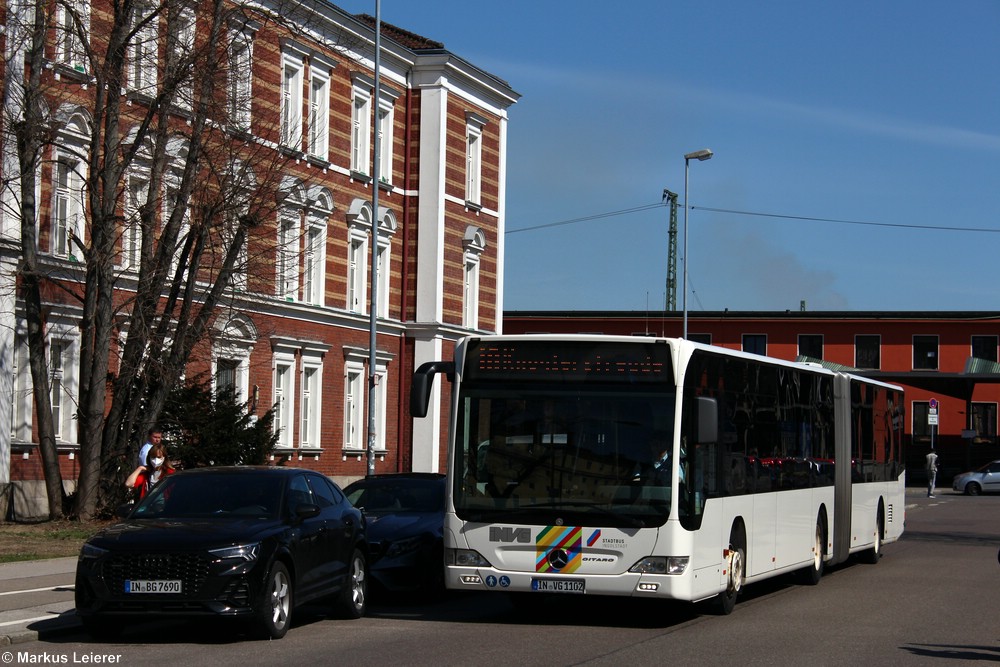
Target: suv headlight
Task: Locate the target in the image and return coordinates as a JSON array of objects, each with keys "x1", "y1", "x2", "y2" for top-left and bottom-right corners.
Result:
[
  {"x1": 78, "y1": 542, "x2": 108, "y2": 562},
  {"x1": 209, "y1": 543, "x2": 260, "y2": 562}
]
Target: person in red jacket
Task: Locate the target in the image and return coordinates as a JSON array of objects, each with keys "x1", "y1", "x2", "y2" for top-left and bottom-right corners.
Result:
[{"x1": 125, "y1": 442, "x2": 175, "y2": 500}]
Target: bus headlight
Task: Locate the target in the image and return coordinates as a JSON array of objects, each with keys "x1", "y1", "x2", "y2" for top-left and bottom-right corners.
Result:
[
  {"x1": 446, "y1": 548, "x2": 492, "y2": 568},
  {"x1": 629, "y1": 556, "x2": 688, "y2": 575}
]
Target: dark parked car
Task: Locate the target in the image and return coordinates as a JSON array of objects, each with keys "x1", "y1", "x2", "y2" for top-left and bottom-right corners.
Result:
[
  {"x1": 75, "y1": 466, "x2": 368, "y2": 639},
  {"x1": 343, "y1": 473, "x2": 445, "y2": 594}
]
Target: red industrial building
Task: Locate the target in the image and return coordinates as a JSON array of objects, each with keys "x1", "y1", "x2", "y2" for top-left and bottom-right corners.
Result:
[{"x1": 504, "y1": 310, "x2": 1000, "y2": 485}]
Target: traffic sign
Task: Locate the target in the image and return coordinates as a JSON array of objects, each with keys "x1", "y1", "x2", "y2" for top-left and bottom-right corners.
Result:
[{"x1": 929, "y1": 398, "x2": 938, "y2": 410}]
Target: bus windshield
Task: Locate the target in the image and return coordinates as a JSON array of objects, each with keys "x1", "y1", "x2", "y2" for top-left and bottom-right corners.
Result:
[{"x1": 453, "y1": 388, "x2": 676, "y2": 528}]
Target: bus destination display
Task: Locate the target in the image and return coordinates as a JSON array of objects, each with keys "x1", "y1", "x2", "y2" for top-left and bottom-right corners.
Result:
[{"x1": 465, "y1": 339, "x2": 672, "y2": 383}]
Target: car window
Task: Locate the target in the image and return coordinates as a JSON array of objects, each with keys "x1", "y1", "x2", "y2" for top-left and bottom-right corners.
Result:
[
  {"x1": 307, "y1": 473, "x2": 341, "y2": 508},
  {"x1": 346, "y1": 481, "x2": 444, "y2": 512},
  {"x1": 287, "y1": 474, "x2": 314, "y2": 511},
  {"x1": 989, "y1": 463, "x2": 1000, "y2": 474}
]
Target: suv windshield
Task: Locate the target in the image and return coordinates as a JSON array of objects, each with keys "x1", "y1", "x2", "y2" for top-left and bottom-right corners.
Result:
[{"x1": 133, "y1": 473, "x2": 284, "y2": 519}]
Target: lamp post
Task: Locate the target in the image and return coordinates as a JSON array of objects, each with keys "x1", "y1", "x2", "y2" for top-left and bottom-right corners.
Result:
[{"x1": 682, "y1": 148, "x2": 713, "y2": 339}]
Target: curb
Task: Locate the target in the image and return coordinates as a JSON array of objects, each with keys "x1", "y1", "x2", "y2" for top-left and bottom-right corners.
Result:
[{"x1": 0, "y1": 615, "x2": 82, "y2": 646}]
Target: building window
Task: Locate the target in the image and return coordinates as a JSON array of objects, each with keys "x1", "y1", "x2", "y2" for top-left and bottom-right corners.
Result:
[
  {"x1": 169, "y1": 7, "x2": 195, "y2": 109},
  {"x1": 376, "y1": 241, "x2": 390, "y2": 318},
  {"x1": 462, "y1": 226, "x2": 486, "y2": 330},
  {"x1": 972, "y1": 335, "x2": 998, "y2": 362},
  {"x1": 302, "y1": 221, "x2": 325, "y2": 306},
  {"x1": 50, "y1": 341, "x2": 65, "y2": 440},
  {"x1": 228, "y1": 30, "x2": 254, "y2": 130},
  {"x1": 122, "y1": 175, "x2": 145, "y2": 270},
  {"x1": 11, "y1": 334, "x2": 32, "y2": 442},
  {"x1": 742, "y1": 334, "x2": 766, "y2": 356},
  {"x1": 47, "y1": 336, "x2": 78, "y2": 442},
  {"x1": 344, "y1": 363, "x2": 364, "y2": 449},
  {"x1": 348, "y1": 233, "x2": 367, "y2": 314},
  {"x1": 463, "y1": 257, "x2": 479, "y2": 329},
  {"x1": 798, "y1": 334, "x2": 823, "y2": 360},
  {"x1": 911, "y1": 401, "x2": 930, "y2": 443},
  {"x1": 971, "y1": 402, "x2": 998, "y2": 444},
  {"x1": 128, "y1": 2, "x2": 157, "y2": 96},
  {"x1": 215, "y1": 358, "x2": 239, "y2": 396},
  {"x1": 52, "y1": 158, "x2": 84, "y2": 260},
  {"x1": 212, "y1": 315, "x2": 255, "y2": 405},
  {"x1": 913, "y1": 335, "x2": 939, "y2": 371},
  {"x1": 342, "y1": 347, "x2": 392, "y2": 452},
  {"x1": 351, "y1": 88, "x2": 371, "y2": 175},
  {"x1": 688, "y1": 333, "x2": 712, "y2": 345},
  {"x1": 56, "y1": 0, "x2": 89, "y2": 72},
  {"x1": 277, "y1": 210, "x2": 299, "y2": 301},
  {"x1": 308, "y1": 69, "x2": 330, "y2": 159},
  {"x1": 280, "y1": 53, "x2": 303, "y2": 149},
  {"x1": 300, "y1": 359, "x2": 322, "y2": 449},
  {"x1": 377, "y1": 102, "x2": 393, "y2": 183},
  {"x1": 855, "y1": 335, "x2": 881, "y2": 370},
  {"x1": 165, "y1": 185, "x2": 191, "y2": 278},
  {"x1": 273, "y1": 355, "x2": 295, "y2": 449},
  {"x1": 465, "y1": 124, "x2": 482, "y2": 204}
]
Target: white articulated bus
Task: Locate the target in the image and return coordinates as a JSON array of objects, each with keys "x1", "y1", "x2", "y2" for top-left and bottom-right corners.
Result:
[{"x1": 411, "y1": 335, "x2": 905, "y2": 614}]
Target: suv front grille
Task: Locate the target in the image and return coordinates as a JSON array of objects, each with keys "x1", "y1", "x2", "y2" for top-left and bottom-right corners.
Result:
[{"x1": 103, "y1": 552, "x2": 212, "y2": 597}]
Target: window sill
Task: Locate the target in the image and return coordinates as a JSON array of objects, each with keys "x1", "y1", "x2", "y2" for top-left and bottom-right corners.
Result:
[
  {"x1": 50, "y1": 61, "x2": 92, "y2": 83},
  {"x1": 306, "y1": 155, "x2": 331, "y2": 170},
  {"x1": 279, "y1": 145, "x2": 306, "y2": 160},
  {"x1": 350, "y1": 170, "x2": 372, "y2": 184}
]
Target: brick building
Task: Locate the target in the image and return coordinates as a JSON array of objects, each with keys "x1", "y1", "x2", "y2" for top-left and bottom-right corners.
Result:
[
  {"x1": 504, "y1": 310, "x2": 1000, "y2": 483},
  {"x1": 0, "y1": 1, "x2": 518, "y2": 517}
]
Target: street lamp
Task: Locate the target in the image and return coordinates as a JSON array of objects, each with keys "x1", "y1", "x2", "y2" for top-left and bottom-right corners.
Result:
[{"x1": 682, "y1": 148, "x2": 713, "y2": 339}]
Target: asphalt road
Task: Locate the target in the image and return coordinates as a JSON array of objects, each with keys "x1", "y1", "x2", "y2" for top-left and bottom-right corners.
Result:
[{"x1": 3, "y1": 487, "x2": 999, "y2": 666}]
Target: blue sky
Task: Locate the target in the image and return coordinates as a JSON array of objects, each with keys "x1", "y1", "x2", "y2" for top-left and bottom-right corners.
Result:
[{"x1": 338, "y1": 1, "x2": 1000, "y2": 312}]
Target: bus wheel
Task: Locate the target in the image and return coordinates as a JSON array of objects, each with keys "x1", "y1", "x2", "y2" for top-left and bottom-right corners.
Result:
[
  {"x1": 798, "y1": 517, "x2": 825, "y2": 585},
  {"x1": 861, "y1": 509, "x2": 883, "y2": 564},
  {"x1": 712, "y1": 542, "x2": 744, "y2": 615}
]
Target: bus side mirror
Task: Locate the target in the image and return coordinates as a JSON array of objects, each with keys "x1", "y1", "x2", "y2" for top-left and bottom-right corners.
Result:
[
  {"x1": 410, "y1": 361, "x2": 455, "y2": 418},
  {"x1": 696, "y1": 397, "x2": 718, "y2": 444}
]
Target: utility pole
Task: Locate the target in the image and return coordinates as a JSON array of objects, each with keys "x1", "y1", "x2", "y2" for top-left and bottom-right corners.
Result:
[{"x1": 663, "y1": 189, "x2": 679, "y2": 311}]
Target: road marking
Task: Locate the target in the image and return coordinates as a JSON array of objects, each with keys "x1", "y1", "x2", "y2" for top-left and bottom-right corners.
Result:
[
  {"x1": 0, "y1": 584, "x2": 74, "y2": 597},
  {"x1": 0, "y1": 614, "x2": 64, "y2": 628}
]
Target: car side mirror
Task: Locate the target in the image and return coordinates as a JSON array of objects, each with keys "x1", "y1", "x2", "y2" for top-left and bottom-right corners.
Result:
[{"x1": 294, "y1": 503, "x2": 321, "y2": 521}]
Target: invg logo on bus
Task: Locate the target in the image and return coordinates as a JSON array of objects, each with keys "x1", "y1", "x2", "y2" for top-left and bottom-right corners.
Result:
[{"x1": 489, "y1": 527, "x2": 531, "y2": 543}]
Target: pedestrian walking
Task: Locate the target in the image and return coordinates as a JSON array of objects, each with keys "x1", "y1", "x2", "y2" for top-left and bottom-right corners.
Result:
[{"x1": 926, "y1": 449, "x2": 940, "y2": 498}]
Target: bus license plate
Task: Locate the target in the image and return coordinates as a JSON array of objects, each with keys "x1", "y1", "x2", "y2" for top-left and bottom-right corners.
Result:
[
  {"x1": 531, "y1": 578, "x2": 585, "y2": 594},
  {"x1": 125, "y1": 580, "x2": 182, "y2": 593}
]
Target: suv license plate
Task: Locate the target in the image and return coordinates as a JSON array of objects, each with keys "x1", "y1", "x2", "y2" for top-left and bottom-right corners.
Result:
[
  {"x1": 125, "y1": 580, "x2": 182, "y2": 593},
  {"x1": 531, "y1": 578, "x2": 585, "y2": 594}
]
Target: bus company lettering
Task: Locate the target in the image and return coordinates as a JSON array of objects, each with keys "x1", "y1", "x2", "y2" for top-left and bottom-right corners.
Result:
[
  {"x1": 489, "y1": 526, "x2": 531, "y2": 543},
  {"x1": 602, "y1": 538, "x2": 626, "y2": 546}
]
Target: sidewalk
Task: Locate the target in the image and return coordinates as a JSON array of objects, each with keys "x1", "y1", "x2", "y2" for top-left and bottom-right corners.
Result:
[{"x1": 0, "y1": 557, "x2": 81, "y2": 646}]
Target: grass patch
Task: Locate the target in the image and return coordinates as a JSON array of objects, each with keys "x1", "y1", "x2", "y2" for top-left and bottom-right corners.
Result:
[{"x1": 0, "y1": 553, "x2": 45, "y2": 564}]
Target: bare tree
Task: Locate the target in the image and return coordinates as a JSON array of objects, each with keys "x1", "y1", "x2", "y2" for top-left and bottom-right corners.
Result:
[{"x1": 3, "y1": 0, "x2": 304, "y2": 519}]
